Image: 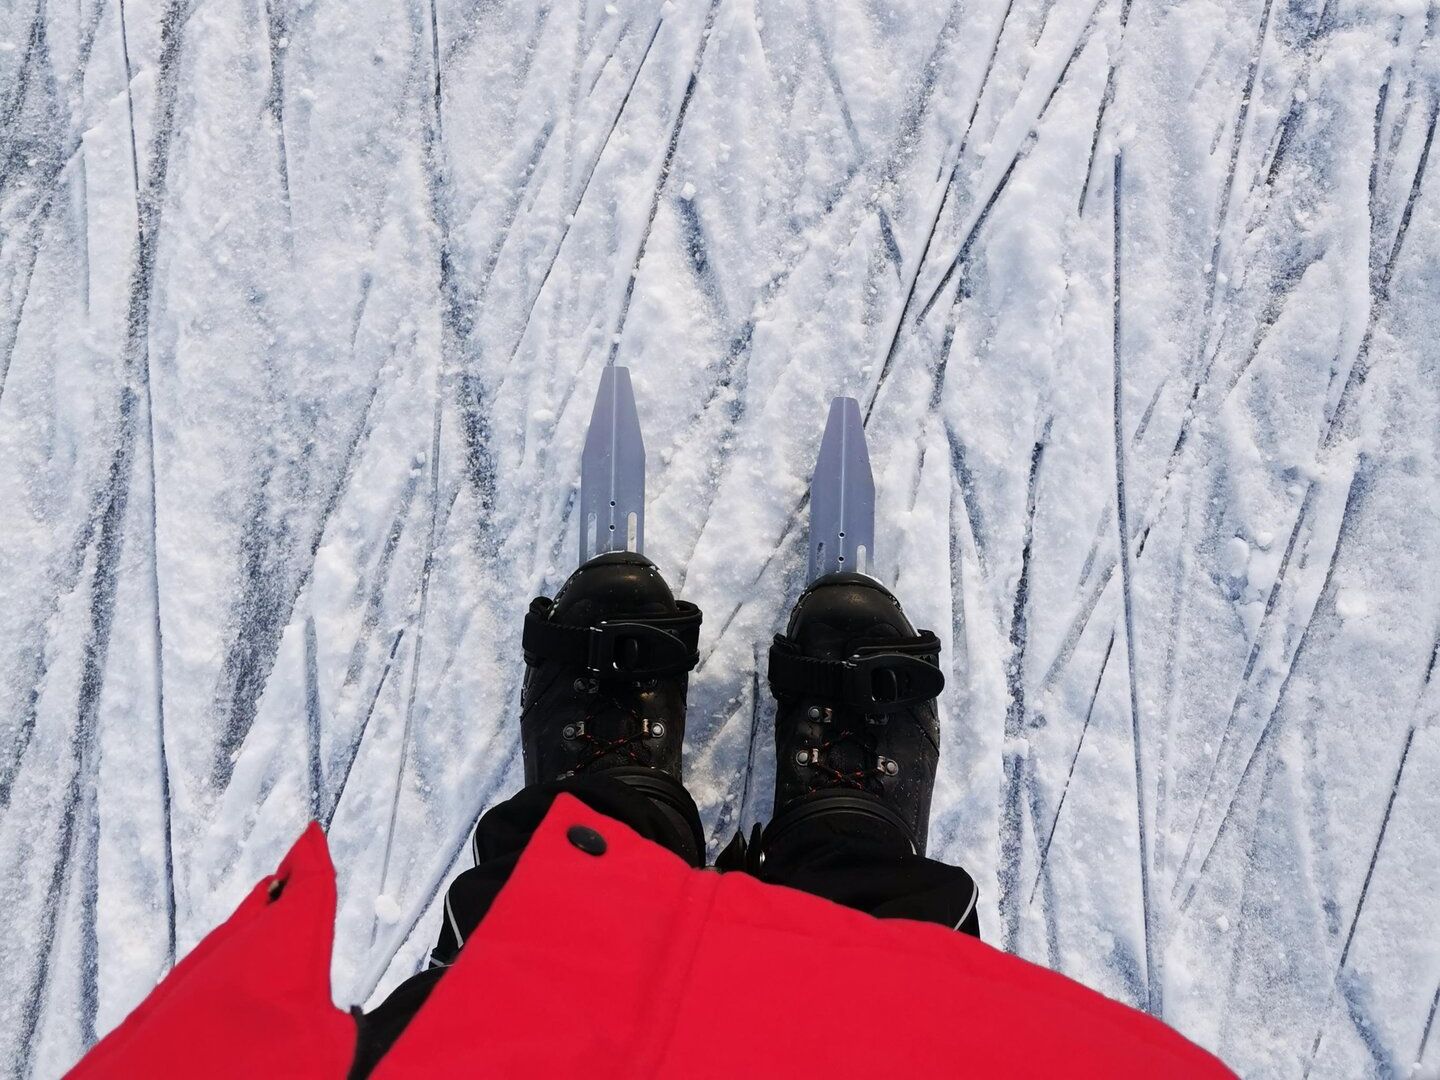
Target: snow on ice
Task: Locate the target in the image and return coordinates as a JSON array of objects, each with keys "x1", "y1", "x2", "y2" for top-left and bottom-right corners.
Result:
[{"x1": 1, "y1": 0, "x2": 1438, "y2": 1076}]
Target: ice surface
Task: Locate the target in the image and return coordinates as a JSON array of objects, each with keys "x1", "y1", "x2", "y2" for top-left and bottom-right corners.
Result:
[{"x1": 2, "y1": 0, "x2": 1438, "y2": 1075}]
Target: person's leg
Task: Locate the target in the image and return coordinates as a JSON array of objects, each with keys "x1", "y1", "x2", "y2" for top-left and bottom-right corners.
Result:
[
  {"x1": 743, "y1": 572, "x2": 981, "y2": 936},
  {"x1": 352, "y1": 772, "x2": 702, "y2": 1077},
  {"x1": 431, "y1": 772, "x2": 703, "y2": 967},
  {"x1": 352, "y1": 553, "x2": 704, "y2": 1078},
  {"x1": 755, "y1": 808, "x2": 979, "y2": 933}
]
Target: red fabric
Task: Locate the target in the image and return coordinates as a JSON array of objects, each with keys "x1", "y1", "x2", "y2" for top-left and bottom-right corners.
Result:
[
  {"x1": 67, "y1": 822, "x2": 355, "y2": 1078},
  {"x1": 71, "y1": 796, "x2": 1233, "y2": 1078}
]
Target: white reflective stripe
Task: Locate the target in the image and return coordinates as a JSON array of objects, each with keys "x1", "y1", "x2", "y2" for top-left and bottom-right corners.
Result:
[
  {"x1": 952, "y1": 884, "x2": 979, "y2": 933},
  {"x1": 445, "y1": 892, "x2": 465, "y2": 951}
]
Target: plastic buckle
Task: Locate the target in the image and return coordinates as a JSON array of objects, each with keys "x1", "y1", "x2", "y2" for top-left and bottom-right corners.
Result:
[
  {"x1": 587, "y1": 621, "x2": 690, "y2": 677},
  {"x1": 840, "y1": 653, "x2": 944, "y2": 710}
]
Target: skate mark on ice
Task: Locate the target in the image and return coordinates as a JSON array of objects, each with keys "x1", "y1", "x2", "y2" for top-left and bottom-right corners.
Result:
[
  {"x1": 322, "y1": 626, "x2": 407, "y2": 832},
  {"x1": 945, "y1": 424, "x2": 996, "y2": 596},
  {"x1": 304, "y1": 614, "x2": 324, "y2": 821},
  {"x1": 467, "y1": 10, "x2": 671, "y2": 515},
  {"x1": 16, "y1": 0, "x2": 194, "y2": 1059},
  {"x1": 1414, "y1": 629, "x2": 1440, "y2": 1071},
  {"x1": 828, "y1": 0, "x2": 993, "y2": 422},
  {"x1": 804, "y1": 0, "x2": 972, "y2": 419},
  {"x1": 668, "y1": 5, "x2": 970, "y2": 588},
  {"x1": 673, "y1": 183, "x2": 732, "y2": 330},
  {"x1": 1420, "y1": 976, "x2": 1440, "y2": 1070},
  {"x1": 375, "y1": 442, "x2": 442, "y2": 925},
  {"x1": 329, "y1": 472, "x2": 417, "y2": 696},
  {"x1": 494, "y1": 10, "x2": 666, "y2": 368},
  {"x1": 1303, "y1": 721, "x2": 1421, "y2": 1076},
  {"x1": 997, "y1": 422, "x2": 1049, "y2": 954},
  {"x1": 15, "y1": 740, "x2": 92, "y2": 1069},
  {"x1": 0, "y1": 0, "x2": 108, "y2": 804},
  {"x1": 1172, "y1": 476, "x2": 1312, "y2": 897},
  {"x1": 1041, "y1": 236, "x2": 1314, "y2": 712},
  {"x1": 695, "y1": 492, "x2": 810, "y2": 672},
  {"x1": 1077, "y1": 70, "x2": 1111, "y2": 217},
  {"x1": 120, "y1": 0, "x2": 179, "y2": 972},
  {"x1": 1030, "y1": 629, "x2": 1114, "y2": 905},
  {"x1": 607, "y1": 0, "x2": 720, "y2": 365},
  {"x1": 1365, "y1": 55, "x2": 1398, "y2": 278},
  {"x1": 211, "y1": 320, "x2": 388, "y2": 776},
  {"x1": 1152, "y1": 485, "x2": 1196, "y2": 882},
  {"x1": 1176, "y1": 462, "x2": 1365, "y2": 908},
  {"x1": 1210, "y1": 738, "x2": 1282, "y2": 1059},
  {"x1": 1169, "y1": 69, "x2": 1440, "y2": 852},
  {"x1": 1255, "y1": 0, "x2": 1337, "y2": 190},
  {"x1": 0, "y1": 0, "x2": 105, "y2": 402},
  {"x1": 1325, "y1": 93, "x2": 1437, "y2": 445},
  {"x1": 1012, "y1": 430, "x2": 1069, "y2": 967},
  {"x1": 0, "y1": 1, "x2": 43, "y2": 144},
  {"x1": 1039, "y1": 0, "x2": 1297, "y2": 693},
  {"x1": 262, "y1": 0, "x2": 294, "y2": 249},
  {"x1": 1358, "y1": 17, "x2": 1433, "y2": 265},
  {"x1": 207, "y1": 187, "x2": 411, "y2": 787},
  {"x1": 915, "y1": 0, "x2": 1108, "y2": 323},
  {"x1": 458, "y1": 75, "x2": 556, "y2": 312},
  {"x1": 1112, "y1": 154, "x2": 1158, "y2": 1016},
  {"x1": 1176, "y1": 95, "x2": 1437, "y2": 896},
  {"x1": 0, "y1": 501, "x2": 100, "y2": 810},
  {"x1": 373, "y1": 0, "x2": 472, "y2": 923},
  {"x1": 1206, "y1": 0, "x2": 1345, "y2": 393},
  {"x1": 581, "y1": 12, "x2": 635, "y2": 100},
  {"x1": 1073, "y1": 377, "x2": 1163, "y2": 592},
  {"x1": 1076, "y1": 0, "x2": 1137, "y2": 217},
  {"x1": 439, "y1": 0, "x2": 551, "y2": 81},
  {"x1": 1191, "y1": 0, "x2": 1279, "y2": 380},
  {"x1": 804, "y1": 0, "x2": 867, "y2": 174},
  {"x1": 1307, "y1": 627, "x2": 1440, "y2": 1074},
  {"x1": 1375, "y1": 73, "x2": 1419, "y2": 207},
  {"x1": 0, "y1": 189, "x2": 51, "y2": 405}
]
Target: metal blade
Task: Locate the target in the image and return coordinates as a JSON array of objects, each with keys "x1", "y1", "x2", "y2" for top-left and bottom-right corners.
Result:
[
  {"x1": 579, "y1": 365, "x2": 645, "y2": 564},
  {"x1": 807, "y1": 396, "x2": 874, "y2": 580}
]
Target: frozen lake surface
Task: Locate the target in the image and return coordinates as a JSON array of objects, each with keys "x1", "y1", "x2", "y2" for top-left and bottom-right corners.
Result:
[{"x1": 2, "y1": 0, "x2": 1438, "y2": 1074}]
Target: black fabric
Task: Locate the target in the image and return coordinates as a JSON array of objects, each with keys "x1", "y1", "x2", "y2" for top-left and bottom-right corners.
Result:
[
  {"x1": 347, "y1": 969, "x2": 445, "y2": 1080},
  {"x1": 351, "y1": 773, "x2": 977, "y2": 1079},
  {"x1": 756, "y1": 807, "x2": 979, "y2": 931}
]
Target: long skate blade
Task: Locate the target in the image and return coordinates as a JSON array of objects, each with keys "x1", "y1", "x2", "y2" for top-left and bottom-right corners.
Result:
[
  {"x1": 808, "y1": 396, "x2": 874, "y2": 580},
  {"x1": 579, "y1": 365, "x2": 645, "y2": 564}
]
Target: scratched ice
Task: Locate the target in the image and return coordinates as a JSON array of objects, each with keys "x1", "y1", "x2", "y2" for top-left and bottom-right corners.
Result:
[{"x1": 1, "y1": 1, "x2": 1437, "y2": 1076}]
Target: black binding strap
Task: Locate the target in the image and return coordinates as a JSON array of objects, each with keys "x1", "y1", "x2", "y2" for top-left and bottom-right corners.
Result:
[
  {"x1": 523, "y1": 597, "x2": 702, "y2": 678},
  {"x1": 768, "y1": 631, "x2": 945, "y2": 712}
]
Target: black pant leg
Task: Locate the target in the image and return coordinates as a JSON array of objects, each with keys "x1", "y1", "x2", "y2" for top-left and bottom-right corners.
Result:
[
  {"x1": 430, "y1": 773, "x2": 703, "y2": 966},
  {"x1": 757, "y1": 811, "x2": 981, "y2": 936},
  {"x1": 349, "y1": 774, "x2": 703, "y2": 1078}
]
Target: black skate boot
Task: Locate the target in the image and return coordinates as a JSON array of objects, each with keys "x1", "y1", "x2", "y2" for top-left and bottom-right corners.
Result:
[
  {"x1": 763, "y1": 573, "x2": 945, "y2": 856},
  {"x1": 520, "y1": 551, "x2": 704, "y2": 858}
]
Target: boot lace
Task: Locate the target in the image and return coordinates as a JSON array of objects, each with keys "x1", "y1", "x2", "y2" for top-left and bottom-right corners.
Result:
[
  {"x1": 571, "y1": 686, "x2": 655, "y2": 772},
  {"x1": 799, "y1": 726, "x2": 888, "y2": 795}
]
